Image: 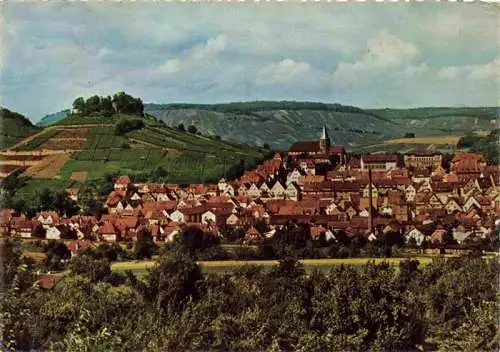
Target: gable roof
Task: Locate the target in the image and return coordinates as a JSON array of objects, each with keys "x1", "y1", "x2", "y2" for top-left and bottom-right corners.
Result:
[
  {"x1": 115, "y1": 176, "x2": 131, "y2": 185},
  {"x1": 362, "y1": 154, "x2": 398, "y2": 163},
  {"x1": 289, "y1": 141, "x2": 321, "y2": 153}
]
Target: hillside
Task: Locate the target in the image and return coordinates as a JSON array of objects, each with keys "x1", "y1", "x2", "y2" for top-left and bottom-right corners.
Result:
[
  {"x1": 2, "y1": 111, "x2": 267, "y2": 195},
  {"x1": 369, "y1": 107, "x2": 499, "y2": 133},
  {"x1": 34, "y1": 102, "x2": 499, "y2": 152},
  {"x1": 145, "y1": 102, "x2": 403, "y2": 150},
  {"x1": 0, "y1": 108, "x2": 40, "y2": 149},
  {"x1": 37, "y1": 109, "x2": 70, "y2": 127}
]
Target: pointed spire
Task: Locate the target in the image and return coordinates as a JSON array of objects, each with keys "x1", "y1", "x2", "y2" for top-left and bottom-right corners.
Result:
[{"x1": 320, "y1": 125, "x2": 329, "y2": 140}]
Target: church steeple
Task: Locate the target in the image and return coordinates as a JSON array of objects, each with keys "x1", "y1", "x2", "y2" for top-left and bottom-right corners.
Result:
[
  {"x1": 321, "y1": 125, "x2": 329, "y2": 141},
  {"x1": 319, "y1": 125, "x2": 330, "y2": 153}
]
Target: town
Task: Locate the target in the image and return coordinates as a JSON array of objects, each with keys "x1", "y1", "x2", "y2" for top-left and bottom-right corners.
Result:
[{"x1": 3, "y1": 126, "x2": 498, "y2": 255}]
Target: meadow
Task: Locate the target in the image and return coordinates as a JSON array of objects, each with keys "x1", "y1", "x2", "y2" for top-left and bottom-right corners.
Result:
[
  {"x1": 384, "y1": 135, "x2": 462, "y2": 145},
  {"x1": 111, "y1": 257, "x2": 435, "y2": 276},
  {"x1": 13, "y1": 178, "x2": 80, "y2": 202}
]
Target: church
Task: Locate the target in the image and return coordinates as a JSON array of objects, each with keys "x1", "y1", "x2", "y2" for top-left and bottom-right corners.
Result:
[{"x1": 288, "y1": 126, "x2": 346, "y2": 162}]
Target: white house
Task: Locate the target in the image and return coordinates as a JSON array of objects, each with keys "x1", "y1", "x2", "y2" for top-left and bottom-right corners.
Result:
[
  {"x1": 157, "y1": 193, "x2": 170, "y2": 202},
  {"x1": 445, "y1": 199, "x2": 462, "y2": 214},
  {"x1": 359, "y1": 208, "x2": 370, "y2": 217},
  {"x1": 46, "y1": 226, "x2": 61, "y2": 240},
  {"x1": 405, "y1": 185, "x2": 417, "y2": 202},
  {"x1": 362, "y1": 184, "x2": 378, "y2": 198},
  {"x1": 37, "y1": 213, "x2": 58, "y2": 229},
  {"x1": 259, "y1": 182, "x2": 271, "y2": 194},
  {"x1": 463, "y1": 196, "x2": 482, "y2": 212},
  {"x1": 325, "y1": 229, "x2": 336, "y2": 241},
  {"x1": 131, "y1": 192, "x2": 141, "y2": 201},
  {"x1": 201, "y1": 210, "x2": 216, "y2": 224},
  {"x1": 452, "y1": 229, "x2": 472, "y2": 244},
  {"x1": 247, "y1": 183, "x2": 261, "y2": 199},
  {"x1": 238, "y1": 184, "x2": 248, "y2": 197},
  {"x1": 405, "y1": 228, "x2": 425, "y2": 246},
  {"x1": 223, "y1": 184, "x2": 235, "y2": 197},
  {"x1": 285, "y1": 183, "x2": 299, "y2": 201},
  {"x1": 169, "y1": 210, "x2": 185, "y2": 223},
  {"x1": 226, "y1": 214, "x2": 240, "y2": 226},
  {"x1": 217, "y1": 178, "x2": 227, "y2": 192},
  {"x1": 286, "y1": 169, "x2": 302, "y2": 186},
  {"x1": 380, "y1": 205, "x2": 393, "y2": 216},
  {"x1": 270, "y1": 181, "x2": 286, "y2": 199}
]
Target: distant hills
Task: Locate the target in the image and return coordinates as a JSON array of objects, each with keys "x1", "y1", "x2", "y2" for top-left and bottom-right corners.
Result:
[
  {"x1": 35, "y1": 102, "x2": 499, "y2": 151},
  {"x1": 36, "y1": 109, "x2": 70, "y2": 127}
]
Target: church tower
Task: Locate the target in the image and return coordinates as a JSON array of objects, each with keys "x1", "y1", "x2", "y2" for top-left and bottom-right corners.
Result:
[{"x1": 319, "y1": 125, "x2": 331, "y2": 154}]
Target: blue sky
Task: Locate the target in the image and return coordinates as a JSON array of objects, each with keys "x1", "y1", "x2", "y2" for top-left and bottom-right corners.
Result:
[{"x1": 1, "y1": 2, "x2": 498, "y2": 121}]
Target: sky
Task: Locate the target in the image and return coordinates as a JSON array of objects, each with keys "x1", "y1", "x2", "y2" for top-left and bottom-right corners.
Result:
[{"x1": 1, "y1": 2, "x2": 499, "y2": 121}]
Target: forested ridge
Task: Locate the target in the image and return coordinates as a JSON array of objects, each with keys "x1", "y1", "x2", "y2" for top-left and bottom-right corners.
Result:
[{"x1": 1, "y1": 238, "x2": 498, "y2": 351}]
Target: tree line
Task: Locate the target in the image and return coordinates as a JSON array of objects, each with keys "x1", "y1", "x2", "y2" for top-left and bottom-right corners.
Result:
[
  {"x1": 72, "y1": 92, "x2": 144, "y2": 117},
  {"x1": 1, "y1": 237, "x2": 498, "y2": 351}
]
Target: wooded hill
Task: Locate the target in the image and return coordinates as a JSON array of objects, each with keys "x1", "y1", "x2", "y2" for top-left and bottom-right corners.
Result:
[{"x1": 0, "y1": 108, "x2": 40, "y2": 150}]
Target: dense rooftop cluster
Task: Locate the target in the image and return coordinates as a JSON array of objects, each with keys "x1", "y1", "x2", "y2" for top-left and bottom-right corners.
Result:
[{"x1": 2, "y1": 140, "x2": 498, "y2": 251}]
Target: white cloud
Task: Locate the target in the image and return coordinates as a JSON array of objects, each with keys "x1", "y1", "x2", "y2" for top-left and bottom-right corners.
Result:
[
  {"x1": 333, "y1": 31, "x2": 420, "y2": 87},
  {"x1": 2, "y1": 3, "x2": 499, "y2": 120},
  {"x1": 156, "y1": 34, "x2": 228, "y2": 76},
  {"x1": 469, "y1": 58, "x2": 500, "y2": 80},
  {"x1": 190, "y1": 34, "x2": 227, "y2": 61},
  {"x1": 256, "y1": 59, "x2": 311, "y2": 85},
  {"x1": 438, "y1": 66, "x2": 459, "y2": 79},
  {"x1": 365, "y1": 31, "x2": 418, "y2": 68},
  {"x1": 438, "y1": 58, "x2": 500, "y2": 81},
  {"x1": 159, "y1": 58, "x2": 181, "y2": 74}
]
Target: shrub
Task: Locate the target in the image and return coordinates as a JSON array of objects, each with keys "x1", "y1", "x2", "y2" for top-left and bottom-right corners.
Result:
[{"x1": 115, "y1": 119, "x2": 145, "y2": 135}]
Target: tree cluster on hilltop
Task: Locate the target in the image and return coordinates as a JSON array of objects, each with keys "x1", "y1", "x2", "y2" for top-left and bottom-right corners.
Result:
[
  {"x1": 1, "y1": 237, "x2": 499, "y2": 351},
  {"x1": 72, "y1": 92, "x2": 144, "y2": 117}
]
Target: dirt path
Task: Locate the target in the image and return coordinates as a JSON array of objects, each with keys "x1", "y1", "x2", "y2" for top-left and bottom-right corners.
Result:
[{"x1": 129, "y1": 138, "x2": 182, "y2": 153}]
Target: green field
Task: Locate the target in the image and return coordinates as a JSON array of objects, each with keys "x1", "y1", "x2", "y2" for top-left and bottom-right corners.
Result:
[
  {"x1": 13, "y1": 178, "x2": 80, "y2": 201},
  {"x1": 111, "y1": 257, "x2": 435, "y2": 277},
  {"x1": 4, "y1": 110, "x2": 265, "y2": 185}
]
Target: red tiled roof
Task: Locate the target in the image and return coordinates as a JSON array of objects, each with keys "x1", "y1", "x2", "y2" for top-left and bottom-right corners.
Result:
[
  {"x1": 311, "y1": 226, "x2": 327, "y2": 237},
  {"x1": 100, "y1": 222, "x2": 116, "y2": 234},
  {"x1": 289, "y1": 141, "x2": 321, "y2": 153},
  {"x1": 246, "y1": 226, "x2": 260, "y2": 237},
  {"x1": 208, "y1": 196, "x2": 230, "y2": 204},
  {"x1": 37, "y1": 274, "x2": 61, "y2": 290},
  {"x1": 362, "y1": 154, "x2": 399, "y2": 163},
  {"x1": 431, "y1": 182, "x2": 458, "y2": 193},
  {"x1": 115, "y1": 176, "x2": 131, "y2": 185}
]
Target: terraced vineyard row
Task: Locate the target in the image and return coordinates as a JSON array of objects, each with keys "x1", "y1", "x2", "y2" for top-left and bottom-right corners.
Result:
[
  {"x1": 84, "y1": 127, "x2": 129, "y2": 149},
  {"x1": 14, "y1": 129, "x2": 61, "y2": 151}
]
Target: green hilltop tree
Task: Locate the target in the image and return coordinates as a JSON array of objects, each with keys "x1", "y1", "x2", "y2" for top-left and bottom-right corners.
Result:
[{"x1": 72, "y1": 97, "x2": 86, "y2": 114}]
